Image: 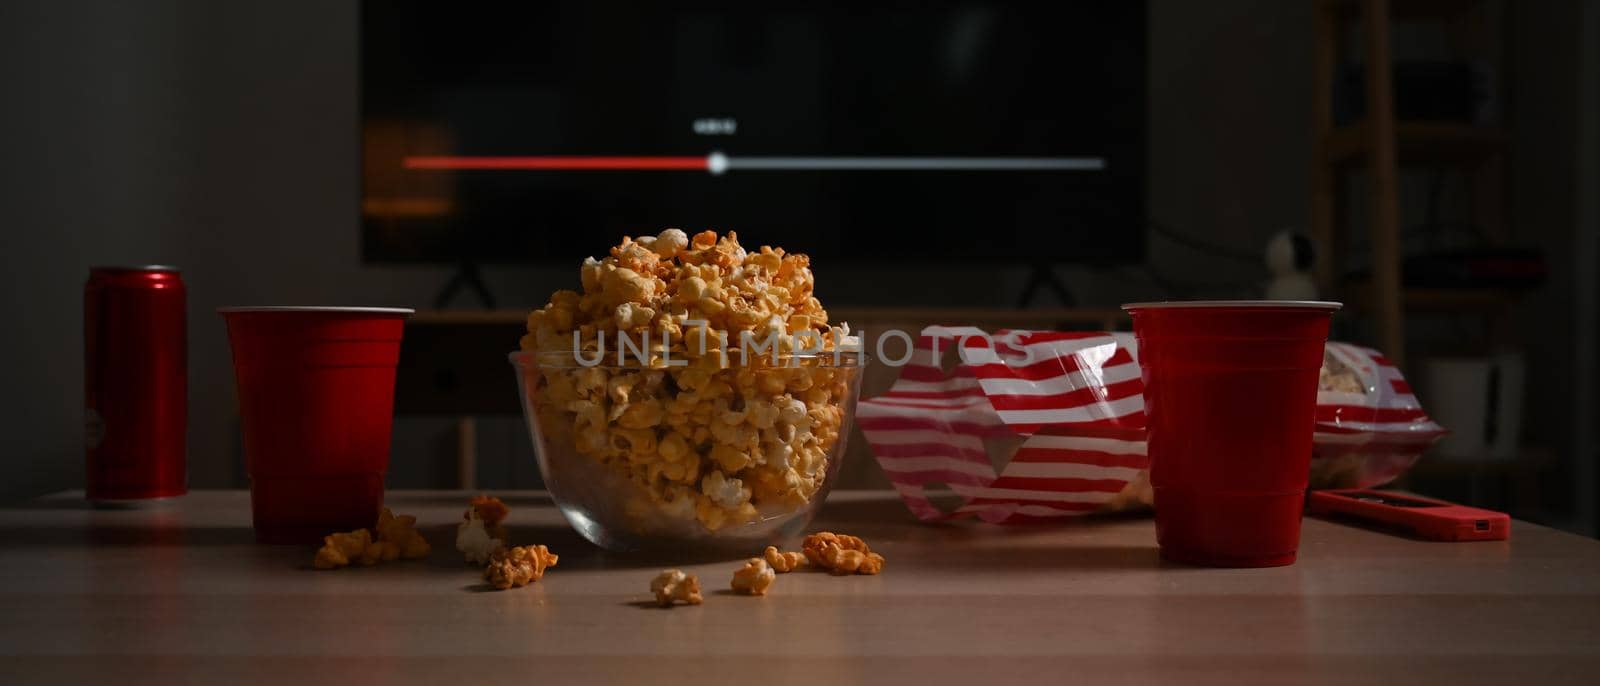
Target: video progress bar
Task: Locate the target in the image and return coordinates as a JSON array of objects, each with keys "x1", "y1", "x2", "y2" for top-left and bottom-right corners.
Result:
[{"x1": 403, "y1": 153, "x2": 1105, "y2": 175}]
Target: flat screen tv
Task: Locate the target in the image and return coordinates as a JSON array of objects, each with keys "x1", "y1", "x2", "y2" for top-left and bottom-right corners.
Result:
[{"x1": 361, "y1": 0, "x2": 1146, "y2": 265}]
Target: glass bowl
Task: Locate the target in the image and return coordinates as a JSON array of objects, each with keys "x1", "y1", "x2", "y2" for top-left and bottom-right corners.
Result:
[{"x1": 510, "y1": 350, "x2": 865, "y2": 555}]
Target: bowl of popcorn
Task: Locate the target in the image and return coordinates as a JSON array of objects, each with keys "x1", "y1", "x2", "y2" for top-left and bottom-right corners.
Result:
[{"x1": 511, "y1": 229, "x2": 865, "y2": 554}]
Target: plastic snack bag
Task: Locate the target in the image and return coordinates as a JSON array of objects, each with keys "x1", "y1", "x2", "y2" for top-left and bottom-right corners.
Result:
[
  {"x1": 859, "y1": 327, "x2": 1444, "y2": 523},
  {"x1": 1308, "y1": 342, "x2": 1447, "y2": 490}
]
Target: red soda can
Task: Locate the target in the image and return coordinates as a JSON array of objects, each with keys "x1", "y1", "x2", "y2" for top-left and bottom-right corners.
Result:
[{"x1": 84, "y1": 266, "x2": 187, "y2": 501}]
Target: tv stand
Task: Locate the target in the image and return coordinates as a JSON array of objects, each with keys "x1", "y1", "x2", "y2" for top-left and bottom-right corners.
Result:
[
  {"x1": 1015, "y1": 263, "x2": 1077, "y2": 308},
  {"x1": 433, "y1": 261, "x2": 497, "y2": 309}
]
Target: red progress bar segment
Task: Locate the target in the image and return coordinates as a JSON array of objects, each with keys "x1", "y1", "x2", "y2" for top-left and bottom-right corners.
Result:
[{"x1": 404, "y1": 156, "x2": 707, "y2": 170}]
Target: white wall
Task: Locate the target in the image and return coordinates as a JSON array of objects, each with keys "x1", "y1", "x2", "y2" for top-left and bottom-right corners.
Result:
[
  {"x1": 0, "y1": 1, "x2": 563, "y2": 500},
  {"x1": 2, "y1": 1, "x2": 195, "y2": 500}
]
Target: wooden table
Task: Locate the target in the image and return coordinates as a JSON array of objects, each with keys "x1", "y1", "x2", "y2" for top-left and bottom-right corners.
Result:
[{"x1": 3, "y1": 490, "x2": 1598, "y2": 685}]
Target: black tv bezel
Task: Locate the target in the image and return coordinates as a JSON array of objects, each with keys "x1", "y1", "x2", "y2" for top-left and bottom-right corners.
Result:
[{"x1": 355, "y1": 0, "x2": 1149, "y2": 267}]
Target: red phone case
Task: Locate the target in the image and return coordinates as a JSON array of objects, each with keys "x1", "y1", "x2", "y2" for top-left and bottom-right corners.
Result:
[{"x1": 1307, "y1": 489, "x2": 1510, "y2": 541}]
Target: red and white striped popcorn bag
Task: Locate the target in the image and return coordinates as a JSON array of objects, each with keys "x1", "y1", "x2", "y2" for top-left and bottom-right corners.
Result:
[
  {"x1": 859, "y1": 327, "x2": 1445, "y2": 523},
  {"x1": 858, "y1": 327, "x2": 1149, "y2": 523},
  {"x1": 1308, "y1": 342, "x2": 1447, "y2": 489}
]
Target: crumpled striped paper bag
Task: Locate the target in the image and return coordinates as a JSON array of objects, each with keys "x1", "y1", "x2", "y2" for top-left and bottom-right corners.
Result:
[
  {"x1": 858, "y1": 327, "x2": 1445, "y2": 523},
  {"x1": 857, "y1": 327, "x2": 1149, "y2": 523}
]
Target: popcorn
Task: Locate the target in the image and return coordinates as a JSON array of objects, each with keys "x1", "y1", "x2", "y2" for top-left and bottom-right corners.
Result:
[
  {"x1": 457, "y1": 495, "x2": 510, "y2": 564},
  {"x1": 520, "y1": 230, "x2": 857, "y2": 537},
  {"x1": 311, "y1": 507, "x2": 434, "y2": 570},
  {"x1": 375, "y1": 507, "x2": 431, "y2": 560},
  {"x1": 313, "y1": 529, "x2": 371, "y2": 570},
  {"x1": 801, "y1": 531, "x2": 884, "y2": 575},
  {"x1": 456, "y1": 511, "x2": 504, "y2": 564},
  {"x1": 763, "y1": 545, "x2": 806, "y2": 573},
  {"x1": 824, "y1": 548, "x2": 885, "y2": 576},
  {"x1": 470, "y1": 495, "x2": 511, "y2": 531},
  {"x1": 311, "y1": 508, "x2": 431, "y2": 570},
  {"x1": 652, "y1": 228, "x2": 689, "y2": 258},
  {"x1": 650, "y1": 569, "x2": 703, "y2": 606},
  {"x1": 1319, "y1": 350, "x2": 1367, "y2": 393},
  {"x1": 359, "y1": 540, "x2": 399, "y2": 566},
  {"x1": 701, "y1": 471, "x2": 750, "y2": 510},
  {"x1": 801, "y1": 532, "x2": 868, "y2": 566},
  {"x1": 484, "y1": 545, "x2": 559, "y2": 590},
  {"x1": 730, "y1": 557, "x2": 776, "y2": 595}
]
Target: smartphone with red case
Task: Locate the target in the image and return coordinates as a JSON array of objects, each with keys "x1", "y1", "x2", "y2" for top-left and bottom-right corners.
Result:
[{"x1": 1307, "y1": 489, "x2": 1510, "y2": 541}]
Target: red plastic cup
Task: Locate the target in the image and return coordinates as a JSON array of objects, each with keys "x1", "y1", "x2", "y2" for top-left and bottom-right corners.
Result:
[
  {"x1": 1123, "y1": 300, "x2": 1341, "y2": 567},
  {"x1": 219, "y1": 306, "x2": 413, "y2": 544}
]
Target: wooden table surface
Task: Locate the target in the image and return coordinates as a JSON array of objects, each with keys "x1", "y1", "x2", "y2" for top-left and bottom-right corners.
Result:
[{"x1": 3, "y1": 490, "x2": 1599, "y2": 685}]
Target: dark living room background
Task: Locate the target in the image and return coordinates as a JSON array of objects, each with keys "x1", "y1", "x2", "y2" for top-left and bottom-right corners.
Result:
[{"x1": 1, "y1": 0, "x2": 1595, "y2": 536}]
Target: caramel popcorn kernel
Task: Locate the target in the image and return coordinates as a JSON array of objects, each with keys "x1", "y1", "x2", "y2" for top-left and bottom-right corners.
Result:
[
  {"x1": 801, "y1": 531, "x2": 870, "y2": 566},
  {"x1": 731, "y1": 558, "x2": 777, "y2": 595},
  {"x1": 360, "y1": 540, "x2": 399, "y2": 566},
  {"x1": 650, "y1": 569, "x2": 704, "y2": 607},
  {"x1": 312, "y1": 508, "x2": 433, "y2": 570},
  {"x1": 483, "y1": 545, "x2": 559, "y2": 590},
  {"x1": 824, "y1": 548, "x2": 886, "y2": 576},
  {"x1": 375, "y1": 507, "x2": 431, "y2": 560},
  {"x1": 764, "y1": 545, "x2": 807, "y2": 573},
  {"x1": 802, "y1": 532, "x2": 884, "y2": 575},
  {"x1": 469, "y1": 494, "x2": 511, "y2": 528},
  {"x1": 312, "y1": 529, "x2": 371, "y2": 570}
]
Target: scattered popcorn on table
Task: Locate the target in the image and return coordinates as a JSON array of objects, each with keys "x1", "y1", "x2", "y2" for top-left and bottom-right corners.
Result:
[
  {"x1": 457, "y1": 495, "x2": 510, "y2": 564},
  {"x1": 313, "y1": 529, "x2": 372, "y2": 570},
  {"x1": 764, "y1": 545, "x2": 806, "y2": 573},
  {"x1": 312, "y1": 508, "x2": 432, "y2": 570},
  {"x1": 650, "y1": 569, "x2": 703, "y2": 607},
  {"x1": 376, "y1": 507, "x2": 431, "y2": 560},
  {"x1": 730, "y1": 557, "x2": 776, "y2": 595},
  {"x1": 483, "y1": 545, "x2": 559, "y2": 590},
  {"x1": 802, "y1": 532, "x2": 884, "y2": 575},
  {"x1": 518, "y1": 230, "x2": 859, "y2": 540}
]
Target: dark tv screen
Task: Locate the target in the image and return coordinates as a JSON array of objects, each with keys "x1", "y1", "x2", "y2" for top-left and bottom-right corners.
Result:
[{"x1": 361, "y1": 1, "x2": 1145, "y2": 264}]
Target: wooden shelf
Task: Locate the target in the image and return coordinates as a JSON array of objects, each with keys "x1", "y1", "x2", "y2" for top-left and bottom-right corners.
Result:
[
  {"x1": 1312, "y1": 0, "x2": 1510, "y2": 365},
  {"x1": 1323, "y1": 121, "x2": 1504, "y2": 166}
]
